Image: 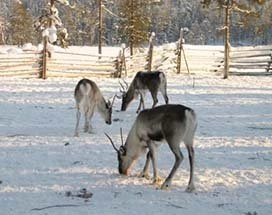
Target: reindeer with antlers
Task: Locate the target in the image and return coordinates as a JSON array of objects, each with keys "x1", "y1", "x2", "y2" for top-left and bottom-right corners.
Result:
[
  {"x1": 119, "y1": 71, "x2": 169, "y2": 113},
  {"x1": 74, "y1": 78, "x2": 115, "y2": 137},
  {"x1": 105, "y1": 104, "x2": 197, "y2": 191}
]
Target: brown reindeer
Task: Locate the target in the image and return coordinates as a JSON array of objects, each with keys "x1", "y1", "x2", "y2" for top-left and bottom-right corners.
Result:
[
  {"x1": 106, "y1": 104, "x2": 197, "y2": 192},
  {"x1": 120, "y1": 71, "x2": 169, "y2": 113},
  {"x1": 74, "y1": 78, "x2": 115, "y2": 137}
]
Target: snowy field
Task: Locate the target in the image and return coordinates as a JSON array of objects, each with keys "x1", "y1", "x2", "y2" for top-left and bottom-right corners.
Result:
[{"x1": 0, "y1": 72, "x2": 271, "y2": 215}]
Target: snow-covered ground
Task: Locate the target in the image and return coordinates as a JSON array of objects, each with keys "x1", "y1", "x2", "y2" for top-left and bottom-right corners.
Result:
[{"x1": 0, "y1": 71, "x2": 271, "y2": 214}]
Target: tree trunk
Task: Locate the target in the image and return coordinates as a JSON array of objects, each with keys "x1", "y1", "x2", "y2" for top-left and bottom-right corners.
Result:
[
  {"x1": 224, "y1": 0, "x2": 231, "y2": 79},
  {"x1": 50, "y1": 0, "x2": 55, "y2": 27},
  {"x1": 147, "y1": 33, "x2": 155, "y2": 72},
  {"x1": 98, "y1": 0, "x2": 102, "y2": 56},
  {"x1": 129, "y1": 39, "x2": 133, "y2": 56},
  {"x1": 129, "y1": 0, "x2": 134, "y2": 56}
]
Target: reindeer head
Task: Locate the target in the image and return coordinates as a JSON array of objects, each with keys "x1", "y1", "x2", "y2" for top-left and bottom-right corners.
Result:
[
  {"x1": 104, "y1": 95, "x2": 117, "y2": 125},
  {"x1": 119, "y1": 80, "x2": 130, "y2": 111},
  {"x1": 105, "y1": 130, "x2": 133, "y2": 175},
  {"x1": 104, "y1": 100, "x2": 112, "y2": 125},
  {"x1": 121, "y1": 95, "x2": 129, "y2": 111}
]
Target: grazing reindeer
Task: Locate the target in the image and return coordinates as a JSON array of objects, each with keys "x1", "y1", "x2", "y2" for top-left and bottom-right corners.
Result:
[
  {"x1": 120, "y1": 71, "x2": 169, "y2": 113},
  {"x1": 74, "y1": 78, "x2": 114, "y2": 137},
  {"x1": 105, "y1": 104, "x2": 197, "y2": 192}
]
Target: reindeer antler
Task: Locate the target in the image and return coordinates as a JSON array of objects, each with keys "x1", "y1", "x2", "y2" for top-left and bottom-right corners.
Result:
[
  {"x1": 119, "y1": 79, "x2": 128, "y2": 93},
  {"x1": 104, "y1": 133, "x2": 119, "y2": 152},
  {"x1": 120, "y1": 128, "x2": 124, "y2": 146},
  {"x1": 108, "y1": 94, "x2": 117, "y2": 107}
]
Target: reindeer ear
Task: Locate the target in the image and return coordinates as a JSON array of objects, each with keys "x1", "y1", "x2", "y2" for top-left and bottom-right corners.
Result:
[
  {"x1": 107, "y1": 100, "x2": 111, "y2": 107},
  {"x1": 119, "y1": 146, "x2": 126, "y2": 155},
  {"x1": 116, "y1": 92, "x2": 123, "y2": 99}
]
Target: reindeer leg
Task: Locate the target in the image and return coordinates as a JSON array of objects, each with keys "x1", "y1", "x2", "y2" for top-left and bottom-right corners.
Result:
[
  {"x1": 136, "y1": 93, "x2": 145, "y2": 113},
  {"x1": 136, "y1": 100, "x2": 141, "y2": 114},
  {"x1": 84, "y1": 109, "x2": 89, "y2": 132},
  {"x1": 185, "y1": 145, "x2": 195, "y2": 192},
  {"x1": 164, "y1": 95, "x2": 169, "y2": 104},
  {"x1": 86, "y1": 106, "x2": 95, "y2": 133},
  {"x1": 160, "y1": 85, "x2": 169, "y2": 104},
  {"x1": 147, "y1": 141, "x2": 162, "y2": 185},
  {"x1": 74, "y1": 107, "x2": 81, "y2": 137},
  {"x1": 151, "y1": 92, "x2": 158, "y2": 108},
  {"x1": 162, "y1": 91, "x2": 169, "y2": 105},
  {"x1": 161, "y1": 140, "x2": 184, "y2": 190},
  {"x1": 139, "y1": 151, "x2": 151, "y2": 179},
  {"x1": 140, "y1": 93, "x2": 145, "y2": 110}
]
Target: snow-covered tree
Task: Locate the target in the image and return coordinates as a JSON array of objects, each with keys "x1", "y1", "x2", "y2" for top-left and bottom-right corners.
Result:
[
  {"x1": 0, "y1": 0, "x2": 271, "y2": 46},
  {"x1": 34, "y1": 0, "x2": 73, "y2": 48}
]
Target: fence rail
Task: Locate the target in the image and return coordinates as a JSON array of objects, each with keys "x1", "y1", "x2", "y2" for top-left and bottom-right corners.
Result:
[
  {"x1": 223, "y1": 45, "x2": 272, "y2": 74},
  {"x1": 0, "y1": 51, "x2": 40, "y2": 78},
  {"x1": 0, "y1": 44, "x2": 271, "y2": 78},
  {"x1": 45, "y1": 50, "x2": 117, "y2": 78}
]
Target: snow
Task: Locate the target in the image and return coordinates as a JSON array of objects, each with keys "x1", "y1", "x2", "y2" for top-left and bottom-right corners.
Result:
[{"x1": 0, "y1": 46, "x2": 272, "y2": 215}]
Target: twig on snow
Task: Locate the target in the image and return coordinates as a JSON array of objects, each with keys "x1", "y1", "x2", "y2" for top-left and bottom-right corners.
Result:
[{"x1": 31, "y1": 203, "x2": 91, "y2": 211}]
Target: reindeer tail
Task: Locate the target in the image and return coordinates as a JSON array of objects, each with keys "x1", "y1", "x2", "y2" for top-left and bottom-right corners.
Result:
[{"x1": 79, "y1": 81, "x2": 92, "y2": 96}]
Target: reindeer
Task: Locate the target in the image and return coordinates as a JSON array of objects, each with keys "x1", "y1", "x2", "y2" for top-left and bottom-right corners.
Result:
[
  {"x1": 120, "y1": 71, "x2": 169, "y2": 113},
  {"x1": 74, "y1": 78, "x2": 115, "y2": 137},
  {"x1": 105, "y1": 104, "x2": 197, "y2": 192}
]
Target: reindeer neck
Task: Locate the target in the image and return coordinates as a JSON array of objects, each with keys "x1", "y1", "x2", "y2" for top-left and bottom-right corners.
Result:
[
  {"x1": 124, "y1": 123, "x2": 143, "y2": 160},
  {"x1": 96, "y1": 93, "x2": 107, "y2": 113},
  {"x1": 126, "y1": 82, "x2": 137, "y2": 101}
]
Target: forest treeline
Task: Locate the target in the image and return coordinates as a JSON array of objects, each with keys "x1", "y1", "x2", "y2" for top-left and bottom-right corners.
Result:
[{"x1": 0, "y1": 0, "x2": 271, "y2": 47}]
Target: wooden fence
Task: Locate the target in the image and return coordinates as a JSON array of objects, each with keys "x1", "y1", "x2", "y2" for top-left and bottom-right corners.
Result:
[
  {"x1": 0, "y1": 44, "x2": 271, "y2": 78},
  {"x1": 228, "y1": 45, "x2": 272, "y2": 75},
  {"x1": 175, "y1": 45, "x2": 225, "y2": 74},
  {"x1": 0, "y1": 46, "x2": 120, "y2": 78},
  {"x1": 45, "y1": 50, "x2": 119, "y2": 78},
  {"x1": 149, "y1": 44, "x2": 272, "y2": 75},
  {"x1": 0, "y1": 49, "x2": 40, "y2": 78}
]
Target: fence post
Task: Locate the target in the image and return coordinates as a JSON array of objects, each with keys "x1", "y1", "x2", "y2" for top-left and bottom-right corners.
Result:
[
  {"x1": 114, "y1": 55, "x2": 120, "y2": 78},
  {"x1": 120, "y1": 43, "x2": 127, "y2": 77},
  {"x1": 266, "y1": 52, "x2": 272, "y2": 72},
  {"x1": 114, "y1": 43, "x2": 127, "y2": 78},
  {"x1": 176, "y1": 28, "x2": 190, "y2": 75},
  {"x1": 40, "y1": 30, "x2": 49, "y2": 79},
  {"x1": 146, "y1": 32, "x2": 155, "y2": 72},
  {"x1": 176, "y1": 29, "x2": 184, "y2": 74}
]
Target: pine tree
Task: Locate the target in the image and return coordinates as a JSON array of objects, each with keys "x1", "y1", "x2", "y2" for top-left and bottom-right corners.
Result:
[
  {"x1": 8, "y1": 1, "x2": 36, "y2": 46},
  {"x1": 117, "y1": 0, "x2": 151, "y2": 55},
  {"x1": 0, "y1": 0, "x2": 271, "y2": 46},
  {"x1": 60, "y1": 2, "x2": 97, "y2": 45}
]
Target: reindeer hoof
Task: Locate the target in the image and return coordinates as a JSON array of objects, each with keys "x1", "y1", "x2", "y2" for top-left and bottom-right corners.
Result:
[
  {"x1": 185, "y1": 185, "x2": 195, "y2": 193},
  {"x1": 160, "y1": 181, "x2": 171, "y2": 190},
  {"x1": 152, "y1": 177, "x2": 163, "y2": 185},
  {"x1": 139, "y1": 172, "x2": 150, "y2": 180}
]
